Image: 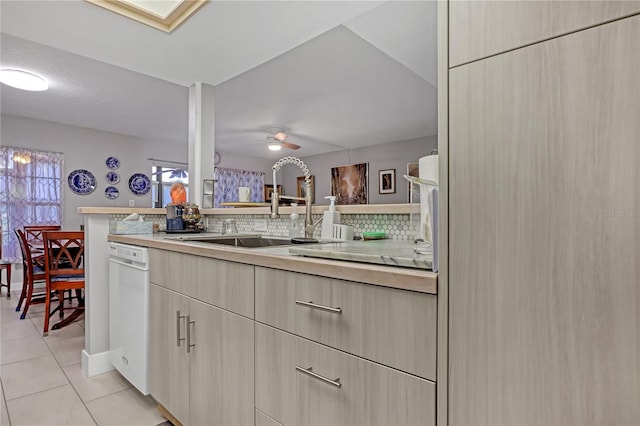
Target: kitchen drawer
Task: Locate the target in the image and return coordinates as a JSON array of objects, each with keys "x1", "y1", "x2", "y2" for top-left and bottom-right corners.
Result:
[
  {"x1": 255, "y1": 267, "x2": 437, "y2": 380},
  {"x1": 150, "y1": 249, "x2": 254, "y2": 318},
  {"x1": 255, "y1": 323, "x2": 435, "y2": 426}
]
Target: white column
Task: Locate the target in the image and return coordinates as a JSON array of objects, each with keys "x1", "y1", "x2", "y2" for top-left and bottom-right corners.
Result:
[{"x1": 188, "y1": 82, "x2": 216, "y2": 205}]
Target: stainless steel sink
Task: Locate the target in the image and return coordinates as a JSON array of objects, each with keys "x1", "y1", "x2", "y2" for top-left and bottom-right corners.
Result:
[
  {"x1": 194, "y1": 236, "x2": 294, "y2": 248},
  {"x1": 166, "y1": 234, "x2": 311, "y2": 248}
]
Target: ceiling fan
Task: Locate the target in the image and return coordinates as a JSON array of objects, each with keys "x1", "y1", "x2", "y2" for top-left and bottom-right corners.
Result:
[{"x1": 265, "y1": 128, "x2": 300, "y2": 151}]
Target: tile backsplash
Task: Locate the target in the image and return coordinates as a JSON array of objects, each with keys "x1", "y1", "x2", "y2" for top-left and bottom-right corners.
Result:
[{"x1": 110, "y1": 212, "x2": 415, "y2": 240}]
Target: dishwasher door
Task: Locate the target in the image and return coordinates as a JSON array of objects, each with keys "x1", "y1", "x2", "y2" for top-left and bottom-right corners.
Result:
[{"x1": 108, "y1": 243, "x2": 149, "y2": 395}]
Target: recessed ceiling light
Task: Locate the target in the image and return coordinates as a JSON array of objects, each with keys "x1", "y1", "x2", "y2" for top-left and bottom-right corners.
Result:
[
  {"x1": 268, "y1": 142, "x2": 283, "y2": 151},
  {"x1": 0, "y1": 69, "x2": 48, "y2": 91}
]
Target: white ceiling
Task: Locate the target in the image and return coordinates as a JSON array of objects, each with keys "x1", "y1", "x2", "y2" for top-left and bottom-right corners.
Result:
[{"x1": 0, "y1": 0, "x2": 437, "y2": 158}]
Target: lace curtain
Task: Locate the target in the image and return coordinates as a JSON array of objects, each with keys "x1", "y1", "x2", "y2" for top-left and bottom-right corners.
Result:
[
  {"x1": 0, "y1": 147, "x2": 64, "y2": 261},
  {"x1": 214, "y1": 167, "x2": 265, "y2": 207}
]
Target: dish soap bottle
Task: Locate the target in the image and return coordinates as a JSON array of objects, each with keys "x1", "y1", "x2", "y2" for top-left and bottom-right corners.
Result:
[
  {"x1": 289, "y1": 203, "x2": 301, "y2": 238},
  {"x1": 321, "y1": 196, "x2": 341, "y2": 240}
]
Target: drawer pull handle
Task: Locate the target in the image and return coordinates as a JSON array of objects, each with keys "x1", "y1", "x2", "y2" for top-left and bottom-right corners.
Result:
[
  {"x1": 176, "y1": 310, "x2": 185, "y2": 347},
  {"x1": 295, "y1": 300, "x2": 342, "y2": 314},
  {"x1": 186, "y1": 315, "x2": 196, "y2": 353},
  {"x1": 295, "y1": 366, "x2": 342, "y2": 388}
]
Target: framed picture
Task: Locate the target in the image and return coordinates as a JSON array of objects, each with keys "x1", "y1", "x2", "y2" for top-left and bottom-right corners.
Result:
[
  {"x1": 407, "y1": 162, "x2": 419, "y2": 202},
  {"x1": 264, "y1": 184, "x2": 283, "y2": 202},
  {"x1": 379, "y1": 169, "x2": 396, "y2": 194},
  {"x1": 330, "y1": 163, "x2": 368, "y2": 205},
  {"x1": 297, "y1": 175, "x2": 315, "y2": 203}
]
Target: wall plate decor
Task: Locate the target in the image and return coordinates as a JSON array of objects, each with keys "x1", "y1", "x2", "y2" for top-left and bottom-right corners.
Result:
[
  {"x1": 106, "y1": 156, "x2": 120, "y2": 169},
  {"x1": 128, "y1": 173, "x2": 151, "y2": 195},
  {"x1": 106, "y1": 171, "x2": 120, "y2": 184},
  {"x1": 68, "y1": 169, "x2": 97, "y2": 195},
  {"x1": 214, "y1": 151, "x2": 221, "y2": 165},
  {"x1": 330, "y1": 163, "x2": 368, "y2": 205},
  {"x1": 105, "y1": 186, "x2": 119, "y2": 199}
]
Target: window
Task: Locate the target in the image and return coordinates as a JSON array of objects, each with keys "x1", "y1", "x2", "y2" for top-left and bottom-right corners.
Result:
[
  {"x1": 151, "y1": 162, "x2": 188, "y2": 207},
  {"x1": 0, "y1": 147, "x2": 64, "y2": 261},
  {"x1": 214, "y1": 167, "x2": 265, "y2": 207}
]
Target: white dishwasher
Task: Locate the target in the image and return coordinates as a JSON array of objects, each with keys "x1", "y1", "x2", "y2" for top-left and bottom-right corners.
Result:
[{"x1": 108, "y1": 242, "x2": 150, "y2": 395}]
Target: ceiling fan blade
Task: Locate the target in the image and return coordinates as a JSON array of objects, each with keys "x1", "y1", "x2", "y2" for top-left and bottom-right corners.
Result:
[{"x1": 282, "y1": 141, "x2": 300, "y2": 150}]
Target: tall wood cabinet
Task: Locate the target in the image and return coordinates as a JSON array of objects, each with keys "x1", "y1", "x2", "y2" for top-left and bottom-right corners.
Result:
[
  {"x1": 444, "y1": 3, "x2": 640, "y2": 424},
  {"x1": 148, "y1": 250, "x2": 255, "y2": 426}
]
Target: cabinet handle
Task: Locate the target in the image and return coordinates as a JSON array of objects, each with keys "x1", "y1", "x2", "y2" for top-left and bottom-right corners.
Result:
[
  {"x1": 295, "y1": 366, "x2": 342, "y2": 388},
  {"x1": 186, "y1": 315, "x2": 196, "y2": 353},
  {"x1": 176, "y1": 311, "x2": 185, "y2": 347},
  {"x1": 295, "y1": 300, "x2": 342, "y2": 314}
]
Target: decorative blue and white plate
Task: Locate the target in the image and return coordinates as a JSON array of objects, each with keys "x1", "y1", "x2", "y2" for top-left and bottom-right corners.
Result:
[
  {"x1": 106, "y1": 157, "x2": 120, "y2": 170},
  {"x1": 105, "y1": 186, "x2": 119, "y2": 200},
  {"x1": 128, "y1": 173, "x2": 151, "y2": 195},
  {"x1": 105, "y1": 171, "x2": 120, "y2": 184},
  {"x1": 68, "y1": 169, "x2": 97, "y2": 195}
]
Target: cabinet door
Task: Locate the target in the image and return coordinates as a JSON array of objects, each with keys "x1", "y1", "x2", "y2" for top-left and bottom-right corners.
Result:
[
  {"x1": 449, "y1": 0, "x2": 640, "y2": 66},
  {"x1": 188, "y1": 298, "x2": 254, "y2": 426},
  {"x1": 295, "y1": 334, "x2": 435, "y2": 426},
  {"x1": 255, "y1": 324, "x2": 297, "y2": 426},
  {"x1": 256, "y1": 323, "x2": 434, "y2": 426},
  {"x1": 150, "y1": 249, "x2": 254, "y2": 318},
  {"x1": 148, "y1": 283, "x2": 190, "y2": 425},
  {"x1": 449, "y1": 15, "x2": 640, "y2": 425}
]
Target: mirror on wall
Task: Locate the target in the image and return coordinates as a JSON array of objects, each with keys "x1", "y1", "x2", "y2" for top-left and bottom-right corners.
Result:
[{"x1": 213, "y1": 0, "x2": 438, "y2": 205}]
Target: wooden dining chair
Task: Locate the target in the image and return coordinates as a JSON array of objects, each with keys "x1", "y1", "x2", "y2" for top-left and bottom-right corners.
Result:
[
  {"x1": 42, "y1": 231, "x2": 85, "y2": 336},
  {"x1": 1, "y1": 224, "x2": 12, "y2": 299},
  {"x1": 14, "y1": 229, "x2": 48, "y2": 319},
  {"x1": 23, "y1": 225, "x2": 61, "y2": 265}
]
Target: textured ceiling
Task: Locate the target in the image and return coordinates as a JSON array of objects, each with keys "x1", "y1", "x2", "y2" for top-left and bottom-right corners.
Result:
[{"x1": 0, "y1": 0, "x2": 437, "y2": 157}]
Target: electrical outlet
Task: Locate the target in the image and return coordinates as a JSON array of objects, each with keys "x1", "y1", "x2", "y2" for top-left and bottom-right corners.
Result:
[
  {"x1": 129, "y1": 200, "x2": 135, "y2": 207},
  {"x1": 254, "y1": 219, "x2": 268, "y2": 232}
]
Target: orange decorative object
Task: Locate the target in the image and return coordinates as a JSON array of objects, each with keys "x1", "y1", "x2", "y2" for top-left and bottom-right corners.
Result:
[{"x1": 169, "y1": 182, "x2": 187, "y2": 205}]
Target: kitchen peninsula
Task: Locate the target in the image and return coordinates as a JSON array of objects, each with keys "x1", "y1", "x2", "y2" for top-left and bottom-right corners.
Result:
[{"x1": 79, "y1": 205, "x2": 438, "y2": 425}]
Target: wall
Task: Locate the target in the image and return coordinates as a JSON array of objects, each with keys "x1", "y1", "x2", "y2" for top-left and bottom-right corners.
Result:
[
  {"x1": 1, "y1": 114, "x2": 187, "y2": 230},
  {"x1": 282, "y1": 135, "x2": 438, "y2": 205}
]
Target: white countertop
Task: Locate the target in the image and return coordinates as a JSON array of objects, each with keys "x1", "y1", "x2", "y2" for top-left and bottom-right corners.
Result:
[{"x1": 107, "y1": 232, "x2": 437, "y2": 294}]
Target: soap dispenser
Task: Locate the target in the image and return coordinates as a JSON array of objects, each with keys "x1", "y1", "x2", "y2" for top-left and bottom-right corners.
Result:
[
  {"x1": 321, "y1": 196, "x2": 341, "y2": 240},
  {"x1": 289, "y1": 203, "x2": 302, "y2": 238}
]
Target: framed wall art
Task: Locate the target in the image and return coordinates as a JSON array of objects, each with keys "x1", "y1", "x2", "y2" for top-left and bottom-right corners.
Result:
[
  {"x1": 264, "y1": 184, "x2": 283, "y2": 202},
  {"x1": 296, "y1": 175, "x2": 315, "y2": 203},
  {"x1": 378, "y1": 169, "x2": 396, "y2": 194},
  {"x1": 330, "y1": 163, "x2": 368, "y2": 205}
]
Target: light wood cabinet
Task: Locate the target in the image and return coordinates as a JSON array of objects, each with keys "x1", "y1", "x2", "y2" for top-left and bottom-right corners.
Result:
[
  {"x1": 255, "y1": 266, "x2": 437, "y2": 380},
  {"x1": 148, "y1": 251, "x2": 255, "y2": 426},
  {"x1": 448, "y1": 13, "x2": 640, "y2": 425},
  {"x1": 255, "y1": 323, "x2": 435, "y2": 426},
  {"x1": 188, "y1": 298, "x2": 254, "y2": 426},
  {"x1": 150, "y1": 248, "x2": 254, "y2": 318},
  {"x1": 149, "y1": 284, "x2": 189, "y2": 424},
  {"x1": 449, "y1": 0, "x2": 640, "y2": 66}
]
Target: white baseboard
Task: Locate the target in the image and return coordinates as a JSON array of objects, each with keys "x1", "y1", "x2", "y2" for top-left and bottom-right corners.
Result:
[{"x1": 82, "y1": 349, "x2": 114, "y2": 377}]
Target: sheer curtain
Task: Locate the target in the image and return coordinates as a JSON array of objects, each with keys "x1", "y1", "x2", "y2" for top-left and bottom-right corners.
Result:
[
  {"x1": 214, "y1": 167, "x2": 265, "y2": 207},
  {"x1": 0, "y1": 147, "x2": 64, "y2": 261}
]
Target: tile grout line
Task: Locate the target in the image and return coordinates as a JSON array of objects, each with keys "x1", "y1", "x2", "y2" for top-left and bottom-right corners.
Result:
[{"x1": 36, "y1": 304, "x2": 102, "y2": 426}]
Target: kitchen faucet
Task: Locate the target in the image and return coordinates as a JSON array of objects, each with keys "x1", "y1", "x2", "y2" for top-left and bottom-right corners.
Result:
[{"x1": 271, "y1": 156, "x2": 314, "y2": 238}]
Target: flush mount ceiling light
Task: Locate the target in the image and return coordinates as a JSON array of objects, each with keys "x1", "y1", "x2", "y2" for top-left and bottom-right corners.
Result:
[
  {"x1": 265, "y1": 128, "x2": 301, "y2": 151},
  {"x1": 268, "y1": 140, "x2": 283, "y2": 151},
  {"x1": 86, "y1": 0, "x2": 208, "y2": 33},
  {"x1": 0, "y1": 69, "x2": 48, "y2": 91}
]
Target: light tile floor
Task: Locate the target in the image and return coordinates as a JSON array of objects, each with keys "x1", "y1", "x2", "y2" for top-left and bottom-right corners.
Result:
[{"x1": 0, "y1": 289, "x2": 169, "y2": 426}]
